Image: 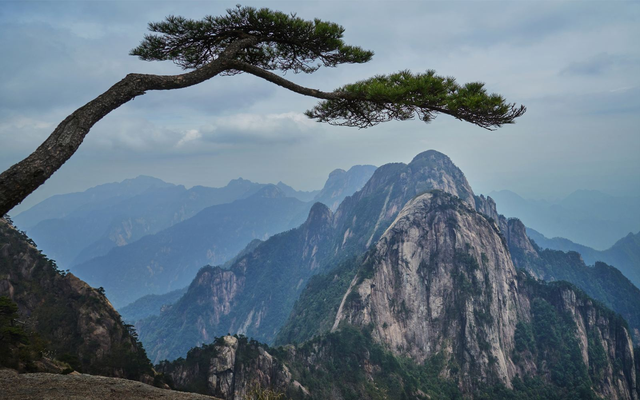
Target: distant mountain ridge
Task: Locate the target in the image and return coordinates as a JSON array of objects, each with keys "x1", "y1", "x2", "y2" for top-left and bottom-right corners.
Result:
[
  {"x1": 74, "y1": 185, "x2": 313, "y2": 308},
  {"x1": 527, "y1": 228, "x2": 640, "y2": 289},
  {"x1": 13, "y1": 168, "x2": 377, "y2": 271},
  {"x1": 13, "y1": 175, "x2": 174, "y2": 230},
  {"x1": 311, "y1": 164, "x2": 377, "y2": 211},
  {"x1": 72, "y1": 166, "x2": 377, "y2": 310},
  {"x1": 13, "y1": 176, "x2": 265, "y2": 267},
  {"x1": 490, "y1": 189, "x2": 640, "y2": 249}
]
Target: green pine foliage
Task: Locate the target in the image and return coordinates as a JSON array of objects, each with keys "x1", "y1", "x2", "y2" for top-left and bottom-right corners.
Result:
[
  {"x1": 131, "y1": 5, "x2": 373, "y2": 71},
  {"x1": 306, "y1": 70, "x2": 526, "y2": 129},
  {"x1": 130, "y1": 6, "x2": 524, "y2": 131},
  {"x1": 0, "y1": 296, "x2": 34, "y2": 370}
]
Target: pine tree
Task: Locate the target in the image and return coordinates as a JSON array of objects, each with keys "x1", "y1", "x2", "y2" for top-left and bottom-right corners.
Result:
[{"x1": 0, "y1": 5, "x2": 525, "y2": 216}]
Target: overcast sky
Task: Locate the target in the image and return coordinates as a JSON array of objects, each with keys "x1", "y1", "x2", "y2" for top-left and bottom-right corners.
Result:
[{"x1": 2, "y1": 0, "x2": 639, "y2": 214}]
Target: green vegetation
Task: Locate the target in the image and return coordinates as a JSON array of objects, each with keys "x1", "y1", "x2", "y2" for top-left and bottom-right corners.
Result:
[
  {"x1": 275, "y1": 257, "x2": 360, "y2": 345},
  {"x1": 519, "y1": 242, "x2": 640, "y2": 343},
  {"x1": 529, "y1": 298, "x2": 592, "y2": 392},
  {"x1": 278, "y1": 325, "x2": 462, "y2": 400},
  {"x1": 0, "y1": 296, "x2": 42, "y2": 371},
  {"x1": 245, "y1": 385, "x2": 288, "y2": 400},
  {"x1": 0, "y1": 218, "x2": 153, "y2": 379}
]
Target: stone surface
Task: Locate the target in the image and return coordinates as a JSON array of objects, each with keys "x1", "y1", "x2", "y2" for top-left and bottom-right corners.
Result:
[{"x1": 0, "y1": 369, "x2": 220, "y2": 400}]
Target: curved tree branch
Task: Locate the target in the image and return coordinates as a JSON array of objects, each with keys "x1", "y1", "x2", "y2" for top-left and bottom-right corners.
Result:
[
  {"x1": 0, "y1": 37, "x2": 258, "y2": 216},
  {"x1": 228, "y1": 60, "x2": 350, "y2": 100}
]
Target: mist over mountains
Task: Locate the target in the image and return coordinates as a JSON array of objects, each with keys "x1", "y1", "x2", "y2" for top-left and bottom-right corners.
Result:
[
  {"x1": 11, "y1": 166, "x2": 377, "y2": 308},
  {"x1": 130, "y1": 149, "x2": 640, "y2": 399},
  {"x1": 13, "y1": 176, "x2": 289, "y2": 267},
  {"x1": 491, "y1": 189, "x2": 640, "y2": 250},
  {"x1": 527, "y1": 228, "x2": 640, "y2": 288}
]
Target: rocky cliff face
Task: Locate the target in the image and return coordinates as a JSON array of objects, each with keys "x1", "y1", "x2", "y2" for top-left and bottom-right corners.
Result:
[
  {"x1": 137, "y1": 202, "x2": 335, "y2": 362},
  {"x1": 148, "y1": 151, "x2": 639, "y2": 399},
  {"x1": 0, "y1": 218, "x2": 152, "y2": 379},
  {"x1": 334, "y1": 191, "x2": 520, "y2": 390},
  {"x1": 333, "y1": 150, "x2": 477, "y2": 254},
  {"x1": 158, "y1": 336, "x2": 294, "y2": 400},
  {"x1": 330, "y1": 191, "x2": 637, "y2": 398},
  {"x1": 516, "y1": 276, "x2": 637, "y2": 400}
]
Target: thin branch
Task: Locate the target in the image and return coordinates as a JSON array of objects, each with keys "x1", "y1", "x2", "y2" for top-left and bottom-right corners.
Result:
[{"x1": 229, "y1": 60, "x2": 350, "y2": 100}]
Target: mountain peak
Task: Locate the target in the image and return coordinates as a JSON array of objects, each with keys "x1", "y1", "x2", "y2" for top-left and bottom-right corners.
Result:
[
  {"x1": 409, "y1": 149, "x2": 450, "y2": 164},
  {"x1": 314, "y1": 166, "x2": 377, "y2": 211},
  {"x1": 351, "y1": 150, "x2": 474, "y2": 210},
  {"x1": 276, "y1": 181, "x2": 291, "y2": 189},
  {"x1": 227, "y1": 177, "x2": 254, "y2": 187},
  {"x1": 251, "y1": 184, "x2": 286, "y2": 199},
  {"x1": 305, "y1": 202, "x2": 333, "y2": 228}
]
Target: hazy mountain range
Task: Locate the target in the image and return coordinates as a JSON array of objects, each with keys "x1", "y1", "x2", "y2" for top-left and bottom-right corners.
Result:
[
  {"x1": 2, "y1": 150, "x2": 640, "y2": 399},
  {"x1": 490, "y1": 189, "x2": 640, "y2": 250},
  {"x1": 13, "y1": 176, "x2": 268, "y2": 267},
  {"x1": 527, "y1": 228, "x2": 640, "y2": 289},
  {"x1": 11, "y1": 166, "x2": 376, "y2": 308},
  {"x1": 131, "y1": 150, "x2": 640, "y2": 372},
  {"x1": 13, "y1": 167, "x2": 376, "y2": 272}
]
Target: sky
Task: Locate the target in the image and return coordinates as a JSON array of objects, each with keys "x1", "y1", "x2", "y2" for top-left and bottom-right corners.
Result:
[{"x1": 1, "y1": 0, "x2": 639, "y2": 214}]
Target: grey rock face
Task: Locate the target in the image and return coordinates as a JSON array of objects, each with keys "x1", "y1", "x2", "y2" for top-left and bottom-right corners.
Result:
[
  {"x1": 333, "y1": 150, "x2": 478, "y2": 255},
  {"x1": 331, "y1": 191, "x2": 638, "y2": 398},
  {"x1": 159, "y1": 336, "x2": 293, "y2": 400},
  {"x1": 140, "y1": 150, "x2": 480, "y2": 361},
  {"x1": 334, "y1": 191, "x2": 519, "y2": 390}
]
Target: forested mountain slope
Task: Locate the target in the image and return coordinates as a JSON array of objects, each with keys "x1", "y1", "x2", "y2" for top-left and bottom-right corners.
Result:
[
  {"x1": 528, "y1": 228, "x2": 640, "y2": 289},
  {"x1": 0, "y1": 217, "x2": 152, "y2": 379}
]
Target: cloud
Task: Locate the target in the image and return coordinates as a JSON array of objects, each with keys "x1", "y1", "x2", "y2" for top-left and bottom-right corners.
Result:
[
  {"x1": 198, "y1": 112, "x2": 318, "y2": 145},
  {"x1": 0, "y1": 114, "x2": 56, "y2": 154},
  {"x1": 0, "y1": 16, "x2": 273, "y2": 116},
  {"x1": 80, "y1": 111, "x2": 320, "y2": 154},
  {"x1": 561, "y1": 53, "x2": 639, "y2": 76}
]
